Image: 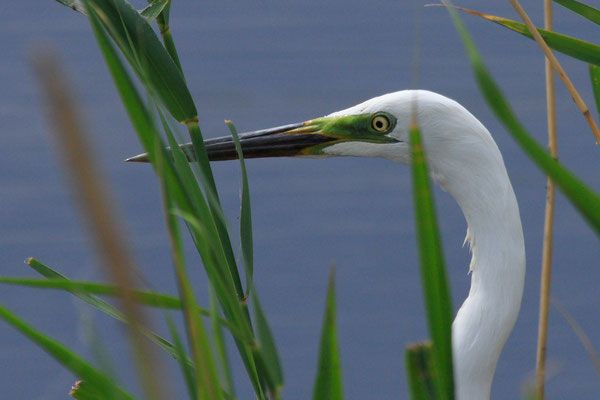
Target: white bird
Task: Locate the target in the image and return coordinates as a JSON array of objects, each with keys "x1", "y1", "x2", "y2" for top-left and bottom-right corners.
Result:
[{"x1": 128, "y1": 90, "x2": 526, "y2": 400}]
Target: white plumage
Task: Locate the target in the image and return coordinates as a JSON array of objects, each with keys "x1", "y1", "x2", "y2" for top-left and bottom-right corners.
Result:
[{"x1": 325, "y1": 90, "x2": 525, "y2": 400}]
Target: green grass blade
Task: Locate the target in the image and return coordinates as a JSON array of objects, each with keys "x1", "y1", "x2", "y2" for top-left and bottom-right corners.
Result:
[
  {"x1": 85, "y1": 0, "x2": 197, "y2": 122},
  {"x1": 406, "y1": 342, "x2": 438, "y2": 400},
  {"x1": 158, "y1": 114, "x2": 253, "y2": 345},
  {"x1": 449, "y1": 5, "x2": 600, "y2": 235},
  {"x1": 312, "y1": 270, "x2": 343, "y2": 400},
  {"x1": 55, "y1": 0, "x2": 86, "y2": 14},
  {"x1": 69, "y1": 380, "x2": 106, "y2": 400},
  {"x1": 459, "y1": 7, "x2": 600, "y2": 66},
  {"x1": 251, "y1": 288, "x2": 284, "y2": 396},
  {"x1": 154, "y1": 1, "x2": 183, "y2": 74},
  {"x1": 165, "y1": 314, "x2": 199, "y2": 400},
  {"x1": 86, "y1": 0, "x2": 245, "y2": 345},
  {"x1": 409, "y1": 122, "x2": 454, "y2": 400},
  {"x1": 155, "y1": 98, "x2": 257, "y2": 399},
  {"x1": 210, "y1": 289, "x2": 236, "y2": 399},
  {"x1": 0, "y1": 304, "x2": 136, "y2": 400},
  {"x1": 172, "y1": 209, "x2": 265, "y2": 398},
  {"x1": 589, "y1": 64, "x2": 600, "y2": 119},
  {"x1": 186, "y1": 121, "x2": 246, "y2": 301},
  {"x1": 83, "y1": 0, "x2": 159, "y2": 160},
  {"x1": 0, "y1": 277, "x2": 183, "y2": 308},
  {"x1": 226, "y1": 120, "x2": 254, "y2": 295},
  {"x1": 26, "y1": 258, "x2": 192, "y2": 363},
  {"x1": 82, "y1": 1, "x2": 265, "y2": 398},
  {"x1": 158, "y1": 145, "x2": 223, "y2": 400},
  {"x1": 140, "y1": 0, "x2": 168, "y2": 22},
  {"x1": 553, "y1": 0, "x2": 600, "y2": 25},
  {"x1": 85, "y1": 0, "x2": 260, "y2": 396}
]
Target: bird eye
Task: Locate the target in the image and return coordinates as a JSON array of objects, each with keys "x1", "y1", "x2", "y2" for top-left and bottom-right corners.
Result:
[{"x1": 371, "y1": 114, "x2": 391, "y2": 133}]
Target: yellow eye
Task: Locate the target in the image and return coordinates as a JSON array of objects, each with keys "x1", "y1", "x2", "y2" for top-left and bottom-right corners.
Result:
[{"x1": 371, "y1": 114, "x2": 391, "y2": 133}]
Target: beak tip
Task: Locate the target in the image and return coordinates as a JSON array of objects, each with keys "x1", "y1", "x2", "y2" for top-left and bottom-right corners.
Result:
[{"x1": 125, "y1": 153, "x2": 149, "y2": 163}]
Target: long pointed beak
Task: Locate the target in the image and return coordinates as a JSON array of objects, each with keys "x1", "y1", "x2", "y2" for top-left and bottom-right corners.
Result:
[{"x1": 125, "y1": 121, "x2": 337, "y2": 163}]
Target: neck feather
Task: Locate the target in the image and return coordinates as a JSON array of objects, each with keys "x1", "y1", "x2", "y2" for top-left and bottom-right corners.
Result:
[{"x1": 440, "y1": 153, "x2": 525, "y2": 400}]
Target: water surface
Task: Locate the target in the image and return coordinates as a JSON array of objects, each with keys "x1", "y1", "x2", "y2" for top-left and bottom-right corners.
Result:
[{"x1": 1, "y1": 1, "x2": 599, "y2": 398}]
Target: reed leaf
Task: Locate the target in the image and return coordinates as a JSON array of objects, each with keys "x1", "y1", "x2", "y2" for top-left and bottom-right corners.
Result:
[
  {"x1": 166, "y1": 314, "x2": 199, "y2": 400},
  {"x1": 26, "y1": 258, "x2": 193, "y2": 364},
  {"x1": 185, "y1": 121, "x2": 246, "y2": 302},
  {"x1": 158, "y1": 116, "x2": 250, "y2": 339},
  {"x1": 409, "y1": 122, "x2": 454, "y2": 400},
  {"x1": 85, "y1": 0, "x2": 250, "y2": 353},
  {"x1": 55, "y1": 0, "x2": 86, "y2": 14},
  {"x1": 87, "y1": 5, "x2": 223, "y2": 398},
  {"x1": 84, "y1": 0, "x2": 197, "y2": 122},
  {"x1": 210, "y1": 289, "x2": 236, "y2": 398},
  {"x1": 458, "y1": 7, "x2": 600, "y2": 66},
  {"x1": 69, "y1": 380, "x2": 104, "y2": 400},
  {"x1": 312, "y1": 270, "x2": 343, "y2": 400},
  {"x1": 86, "y1": 0, "x2": 245, "y2": 307},
  {"x1": 448, "y1": 0, "x2": 600, "y2": 235},
  {"x1": 0, "y1": 304, "x2": 135, "y2": 400},
  {"x1": 226, "y1": 120, "x2": 254, "y2": 295},
  {"x1": 553, "y1": 0, "x2": 600, "y2": 25},
  {"x1": 589, "y1": 64, "x2": 600, "y2": 119},
  {"x1": 251, "y1": 289, "x2": 284, "y2": 397},
  {"x1": 406, "y1": 342, "x2": 438, "y2": 400},
  {"x1": 158, "y1": 149, "x2": 223, "y2": 400},
  {"x1": 0, "y1": 277, "x2": 179, "y2": 308},
  {"x1": 161, "y1": 117, "x2": 264, "y2": 396},
  {"x1": 140, "y1": 0, "x2": 168, "y2": 22}
]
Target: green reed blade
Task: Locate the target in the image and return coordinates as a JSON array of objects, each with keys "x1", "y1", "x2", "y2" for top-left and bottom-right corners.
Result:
[
  {"x1": 158, "y1": 149, "x2": 222, "y2": 400},
  {"x1": 251, "y1": 288, "x2": 284, "y2": 396},
  {"x1": 0, "y1": 304, "x2": 135, "y2": 400},
  {"x1": 210, "y1": 289, "x2": 236, "y2": 398},
  {"x1": 0, "y1": 277, "x2": 178, "y2": 306},
  {"x1": 26, "y1": 258, "x2": 193, "y2": 365},
  {"x1": 85, "y1": 0, "x2": 197, "y2": 122},
  {"x1": 589, "y1": 64, "x2": 600, "y2": 119},
  {"x1": 166, "y1": 314, "x2": 199, "y2": 400},
  {"x1": 410, "y1": 122, "x2": 454, "y2": 400},
  {"x1": 554, "y1": 0, "x2": 600, "y2": 25},
  {"x1": 84, "y1": 0, "x2": 264, "y2": 395},
  {"x1": 406, "y1": 342, "x2": 438, "y2": 400},
  {"x1": 449, "y1": 1, "x2": 600, "y2": 235},
  {"x1": 226, "y1": 121, "x2": 254, "y2": 295},
  {"x1": 69, "y1": 380, "x2": 106, "y2": 400},
  {"x1": 140, "y1": 0, "x2": 168, "y2": 22},
  {"x1": 312, "y1": 270, "x2": 343, "y2": 400},
  {"x1": 459, "y1": 7, "x2": 600, "y2": 66}
]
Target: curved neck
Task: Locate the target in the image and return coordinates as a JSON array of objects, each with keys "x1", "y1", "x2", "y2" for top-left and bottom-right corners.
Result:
[{"x1": 444, "y1": 162, "x2": 525, "y2": 400}]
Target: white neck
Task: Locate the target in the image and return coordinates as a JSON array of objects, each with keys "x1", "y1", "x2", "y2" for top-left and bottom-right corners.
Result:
[
  {"x1": 439, "y1": 151, "x2": 525, "y2": 400},
  {"x1": 322, "y1": 90, "x2": 526, "y2": 399}
]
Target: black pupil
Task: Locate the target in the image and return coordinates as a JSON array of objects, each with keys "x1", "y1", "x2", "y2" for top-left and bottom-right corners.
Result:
[{"x1": 375, "y1": 120, "x2": 384, "y2": 129}]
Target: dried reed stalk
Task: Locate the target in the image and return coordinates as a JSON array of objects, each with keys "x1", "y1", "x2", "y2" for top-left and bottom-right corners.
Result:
[
  {"x1": 534, "y1": 1, "x2": 558, "y2": 397},
  {"x1": 33, "y1": 50, "x2": 166, "y2": 400},
  {"x1": 509, "y1": 0, "x2": 600, "y2": 144}
]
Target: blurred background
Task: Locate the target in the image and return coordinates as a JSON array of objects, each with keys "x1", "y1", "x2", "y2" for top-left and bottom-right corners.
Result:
[{"x1": 1, "y1": 1, "x2": 599, "y2": 398}]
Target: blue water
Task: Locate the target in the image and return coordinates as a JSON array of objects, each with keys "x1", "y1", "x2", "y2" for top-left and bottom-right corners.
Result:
[{"x1": 1, "y1": 1, "x2": 599, "y2": 398}]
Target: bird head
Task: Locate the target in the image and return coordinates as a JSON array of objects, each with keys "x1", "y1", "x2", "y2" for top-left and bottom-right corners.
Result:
[{"x1": 127, "y1": 90, "x2": 503, "y2": 195}]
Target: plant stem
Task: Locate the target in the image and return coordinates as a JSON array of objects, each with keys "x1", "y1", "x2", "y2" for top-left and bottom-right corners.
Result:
[
  {"x1": 535, "y1": 2, "x2": 558, "y2": 398},
  {"x1": 34, "y1": 50, "x2": 166, "y2": 400},
  {"x1": 508, "y1": 0, "x2": 600, "y2": 144},
  {"x1": 157, "y1": 11, "x2": 184, "y2": 75}
]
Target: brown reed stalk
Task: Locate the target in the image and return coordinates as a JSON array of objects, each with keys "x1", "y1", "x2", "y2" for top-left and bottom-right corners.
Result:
[
  {"x1": 553, "y1": 300, "x2": 600, "y2": 379},
  {"x1": 33, "y1": 50, "x2": 167, "y2": 400},
  {"x1": 508, "y1": 0, "x2": 600, "y2": 144},
  {"x1": 534, "y1": 1, "x2": 558, "y2": 398}
]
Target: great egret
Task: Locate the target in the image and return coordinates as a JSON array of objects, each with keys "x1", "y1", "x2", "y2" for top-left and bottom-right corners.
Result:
[{"x1": 128, "y1": 90, "x2": 525, "y2": 400}]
